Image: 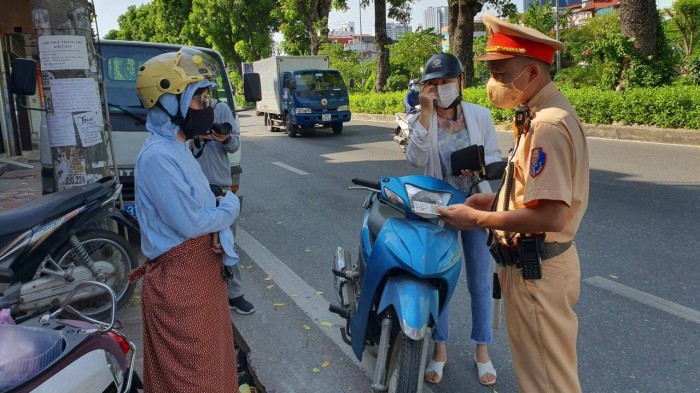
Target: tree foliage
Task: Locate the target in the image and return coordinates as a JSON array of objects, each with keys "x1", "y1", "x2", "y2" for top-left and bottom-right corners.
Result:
[
  {"x1": 559, "y1": 11, "x2": 676, "y2": 89},
  {"x1": 448, "y1": 0, "x2": 512, "y2": 87},
  {"x1": 523, "y1": 2, "x2": 555, "y2": 34},
  {"x1": 278, "y1": 0, "x2": 333, "y2": 56},
  {"x1": 666, "y1": 0, "x2": 700, "y2": 57},
  {"x1": 389, "y1": 29, "x2": 442, "y2": 81},
  {"x1": 103, "y1": 4, "x2": 157, "y2": 42}
]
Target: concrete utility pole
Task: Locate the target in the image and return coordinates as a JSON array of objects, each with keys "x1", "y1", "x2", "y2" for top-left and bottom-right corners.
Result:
[{"x1": 31, "y1": 0, "x2": 109, "y2": 190}]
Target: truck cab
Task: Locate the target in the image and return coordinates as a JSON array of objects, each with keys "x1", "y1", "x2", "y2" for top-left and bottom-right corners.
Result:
[
  {"x1": 39, "y1": 40, "x2": 242, "y2": 214},
  {"x1": 254, "y1": 56, "x2": 351, "y2": 137}
]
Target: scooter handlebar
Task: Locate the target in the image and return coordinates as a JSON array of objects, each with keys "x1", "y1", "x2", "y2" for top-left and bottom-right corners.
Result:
[{"x1": 351, "y1": 178, "x2": 381, "y2": 191}]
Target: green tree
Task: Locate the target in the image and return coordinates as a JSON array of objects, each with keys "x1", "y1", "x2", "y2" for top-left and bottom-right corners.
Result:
[
  {"x1": 523, "y1": 2, "x2": 555, "y2": 34},
  {"x1": 666, "y1": 0, "x2": 700, "y2": 57},
  {"x1": 500, "y1": 3, "x2": 520, "y2": 24},
  {"x1": 389, "y1": 29, "x2": 442, "y2": 80},
  {"x1": 279, "y1": 0, "x2": 333, "y2": 56},
  {"x1": 447, "y1": 0, "x2": 512, "y2": 87},
  {"x1": 559, "y1": 11, "x2": 676, "y2": 89},
  {"x1": 103, "y1": 4, "x2": 158, "y2": 42},
  {"x1": 189, "y1": 0, "x2": 278, "y2": 70}
]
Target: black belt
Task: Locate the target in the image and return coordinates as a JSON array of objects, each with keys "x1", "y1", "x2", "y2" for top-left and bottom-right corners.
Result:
[{"x1": 491, "y1": 241, "x2": 572, "y2": 267}]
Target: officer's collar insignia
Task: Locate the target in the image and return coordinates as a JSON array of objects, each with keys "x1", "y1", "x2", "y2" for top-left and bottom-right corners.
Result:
[{"x1": 530, "y1": 147, "x2": 546, "y2": 178}]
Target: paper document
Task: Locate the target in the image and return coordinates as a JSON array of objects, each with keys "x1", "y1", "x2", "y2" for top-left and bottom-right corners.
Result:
[{"x1": 412, "y1": 201, "x2": 443, "y2": 216}]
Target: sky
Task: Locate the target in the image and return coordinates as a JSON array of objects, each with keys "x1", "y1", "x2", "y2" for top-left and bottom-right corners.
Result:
[{"x1": 92, "y1": 0, "x2": 519, "y2": 39}]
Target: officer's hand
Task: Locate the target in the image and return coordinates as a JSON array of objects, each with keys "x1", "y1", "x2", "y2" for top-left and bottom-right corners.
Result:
[
  {"x1": 466, "y1": 193, "x2": 496, "y2": 211},
  {"x1": 209, "y1": 130, "x2": 230, "y2": 143},
  {"x1": 436, "y1": 204, "x2": 479, "y2": 231},
  {"x1": 418, "y1": 84, "x2": 437, "y2": 129}
]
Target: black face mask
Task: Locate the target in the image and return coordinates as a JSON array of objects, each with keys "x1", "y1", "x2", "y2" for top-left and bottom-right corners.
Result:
[{"x1": 180, "y1": 106, "x2": 214, "y2": 140}]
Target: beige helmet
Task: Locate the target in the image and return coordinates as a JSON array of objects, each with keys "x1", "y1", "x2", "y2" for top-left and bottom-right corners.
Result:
[{"x1": 136, "y1": 47, "x2": 218, "y2": 109}]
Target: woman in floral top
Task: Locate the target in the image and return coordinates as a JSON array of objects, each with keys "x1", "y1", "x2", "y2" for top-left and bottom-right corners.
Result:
[{"x1": 406, "y1": 53, "x2": 502, "y2": 387}]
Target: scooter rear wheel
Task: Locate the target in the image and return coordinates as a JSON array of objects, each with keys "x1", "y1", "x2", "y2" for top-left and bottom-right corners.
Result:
[{"x1": 54, "y1": 229, "x2": 139, "y2": 320}]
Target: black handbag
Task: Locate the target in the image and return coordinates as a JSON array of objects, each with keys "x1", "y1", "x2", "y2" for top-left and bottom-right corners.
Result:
[{"x1": 450, "y1": 144, "x2": 485, "y2": 176}]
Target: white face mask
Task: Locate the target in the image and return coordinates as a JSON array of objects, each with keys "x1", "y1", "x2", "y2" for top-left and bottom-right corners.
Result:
[{"x1": 436, "y1": 82, "x2": 460, "y2": 108}]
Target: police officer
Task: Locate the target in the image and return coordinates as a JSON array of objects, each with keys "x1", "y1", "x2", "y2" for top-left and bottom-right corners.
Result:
[{"x1": 437, "y1": 14, "x2": 590, "y2": 393}]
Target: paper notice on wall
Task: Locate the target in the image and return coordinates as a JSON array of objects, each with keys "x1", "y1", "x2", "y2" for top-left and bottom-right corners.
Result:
[
  {"x1": 49, "y1": 78, "x2": 101, "y2": 113},
  {"x1": 46, "y1": 113, "x2": 77, "y2": 147},
  {"x1": 73, "y1": 111, "x2": 103, "y2": 147},
  {"x1": 38, "y1": 35, "x2": 89, "y2": 71}
]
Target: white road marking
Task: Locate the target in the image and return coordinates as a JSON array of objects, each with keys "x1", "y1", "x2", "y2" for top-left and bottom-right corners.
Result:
[
  {"x1": 584, "y1": 276, "x2": 700, "y2": 325},
  {"x1": 236, "y1": 227, "x2": 435, "y2": 392},
  {"x1": 271, "y1": 161, "x2": 309, "y2": 175}
]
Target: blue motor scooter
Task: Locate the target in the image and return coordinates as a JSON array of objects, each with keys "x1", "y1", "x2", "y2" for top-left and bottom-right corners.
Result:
[{"x1": 329, "y1": 175, "x2": 468, "y2": 393}]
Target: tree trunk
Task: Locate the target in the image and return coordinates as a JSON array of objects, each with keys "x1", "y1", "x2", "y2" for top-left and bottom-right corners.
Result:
[
  {"x1": 619, "y1": 0, "x2": 659, "y2": 59},
  {"x1": 375, "y1": 0, "x2": 390, "y2": 92},
  {"x1": 451, "y1": 0, "x2": 481, "y2": 87},
  {"x1": 31, "y1": 0, "x2": 110, "y2": 190},
  {"x1": 448, "y1": 0, "x2": 459, "y2": 53}
]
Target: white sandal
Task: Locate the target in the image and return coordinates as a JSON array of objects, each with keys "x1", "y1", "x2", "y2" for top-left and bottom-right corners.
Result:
[
  {"x1": 475, "y1": 357, "x2": 497, "y2": 386},
  {"x1": 424, "y1": 359, "x2": 446, "y2": 384}
]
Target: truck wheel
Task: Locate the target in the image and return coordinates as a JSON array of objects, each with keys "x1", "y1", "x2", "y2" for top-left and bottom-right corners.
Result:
[
  {"x1": 266, "y1": 114, "x2": 275, "y2": 132},
  {"x1": 332, "y1": 123, "x2": 343, "y2": 134},
  {"x1": 286, "y1": 114, "x2": 298, "y2": 138}
]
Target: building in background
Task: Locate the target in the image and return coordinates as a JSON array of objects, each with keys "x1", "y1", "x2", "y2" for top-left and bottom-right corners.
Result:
[
  {"x1": 386, "y1": 22, "x2": 412, "y2": 41},
  {"x1": 335, "y1": 22, "x2": 355, "y2": 33},
  {"x1": 440, "y1": 19, "x2": 486, "y2": 52},
  {"x1": 328, "y1": 31, "x2": 377, "y2": 60},
  {"x1": 567, "y1": 0, "x2": 620, "y2": 26},
  {"x1": 424, "y1": 6, "x2": 448, "y2": 34},
  {"x1": 523, "y1": 0, "x2": 577, "y2": 8}
]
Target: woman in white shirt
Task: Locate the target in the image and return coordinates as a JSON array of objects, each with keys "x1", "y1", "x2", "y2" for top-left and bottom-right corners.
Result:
[{"x1": 406, "y1": 53, "x2": 501, "y2": 387}]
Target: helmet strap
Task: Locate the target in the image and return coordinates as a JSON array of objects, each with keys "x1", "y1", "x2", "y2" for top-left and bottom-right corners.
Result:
[
  {"x1": 155, "y1": 96, "x2": 184, "y2": 126},
  {"x1": 448, "y1": 98, "x2": 461, "y2": 120}
]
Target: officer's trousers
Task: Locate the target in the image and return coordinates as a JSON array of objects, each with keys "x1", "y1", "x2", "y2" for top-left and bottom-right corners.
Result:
[{"x1": 498, "y1": 244, "x2": 582, "y2": 393}]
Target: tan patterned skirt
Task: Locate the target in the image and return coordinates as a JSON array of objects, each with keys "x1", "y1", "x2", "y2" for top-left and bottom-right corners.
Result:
[{"x1": 129, "y1": 235, "x2": 238, "y2": 393}]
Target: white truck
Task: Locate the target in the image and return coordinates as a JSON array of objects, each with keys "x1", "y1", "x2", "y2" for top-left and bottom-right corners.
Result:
[
  {"x1": 254, "y1": 56, "x2": 352, "y2": 137},
  {"x1": 39, "y1": 40, "x2": 242, "y2": 216}
]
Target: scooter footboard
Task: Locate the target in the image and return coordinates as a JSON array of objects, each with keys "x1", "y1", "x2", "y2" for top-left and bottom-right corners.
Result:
[{"x1": 377, "y1": 276, "x2": 439, "y2": 341}]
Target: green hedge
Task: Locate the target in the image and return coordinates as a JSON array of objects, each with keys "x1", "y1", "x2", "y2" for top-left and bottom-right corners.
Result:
[{"x1": 350, "y1": 85, "x2": 700, "y2": 130}]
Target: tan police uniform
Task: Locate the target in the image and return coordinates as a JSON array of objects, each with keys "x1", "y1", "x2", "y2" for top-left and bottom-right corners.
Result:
[{"x1": 478, "y1": 14, "x2": 590, "y2": 393}]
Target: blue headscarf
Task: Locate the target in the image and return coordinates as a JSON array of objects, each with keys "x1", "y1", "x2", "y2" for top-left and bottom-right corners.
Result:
[{"x1": 135, "y1": 78, "x2": 239, "y2": 265}]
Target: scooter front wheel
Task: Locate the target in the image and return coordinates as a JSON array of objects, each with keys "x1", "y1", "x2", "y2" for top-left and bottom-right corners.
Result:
[{"x1": 385, "y1": 331, "x2": 427, "y2": 393}]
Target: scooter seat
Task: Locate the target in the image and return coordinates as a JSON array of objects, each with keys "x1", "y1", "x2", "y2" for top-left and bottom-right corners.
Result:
[
  {"x1": 0, "y1": 181, "x2": 106, "y2": 238},
  {"x1": 367, "y1": 201, "x2": 404, "y2": 245}
]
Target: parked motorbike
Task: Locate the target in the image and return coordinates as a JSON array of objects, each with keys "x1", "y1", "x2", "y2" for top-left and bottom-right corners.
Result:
[
  {"x1": 329, "y1": 161, "x2": 506, "y2": 393},
  {"x1": 329, "y1": 174, "x2": 465, "y2": 393},
  {"x1": 393, "y1": 105, "x2": 420, "y2": 154},
  {"x1": 0, "y1": 281, "x2": 142, "y2": 392},
  {"x1": 0, "y1": 176, "x2": 140, "y2": 321}
]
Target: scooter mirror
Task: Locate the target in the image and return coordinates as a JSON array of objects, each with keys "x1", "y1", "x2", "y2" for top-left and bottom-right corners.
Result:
[
  {"x1": 484, "y1": 161, "x2": 507, "y2": 181},
  {"x1": 9, "y1": 58, "x2": 37, "y2": 96}
]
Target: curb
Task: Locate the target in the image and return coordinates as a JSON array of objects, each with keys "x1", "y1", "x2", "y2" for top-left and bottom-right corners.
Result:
[{"x1": 351, "y1": 113, "x2": 700, "y2": 146}]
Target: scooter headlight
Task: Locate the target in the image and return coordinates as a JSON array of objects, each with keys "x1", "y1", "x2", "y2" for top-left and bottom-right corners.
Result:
[{"x1": 405, "y1": 184, "x2": 451, "y2": 219}]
